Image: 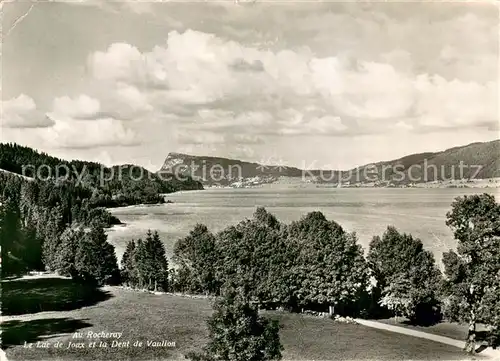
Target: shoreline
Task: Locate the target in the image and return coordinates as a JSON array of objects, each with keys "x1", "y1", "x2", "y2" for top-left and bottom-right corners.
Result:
[{"x1": 205, "y1": 181, "x2": 500, "y2": 190}]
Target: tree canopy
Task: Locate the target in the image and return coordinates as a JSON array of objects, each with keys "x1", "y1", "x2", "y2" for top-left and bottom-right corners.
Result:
[
  {"x1": 442, "y1": 194, "x2": 500, "y2": 353},
  {"x1": 187, "y1": 283, "x2": 283, "y2": 361},
  {"x1": 368, "y1": 226, "x2": 442, "y2": 325}
]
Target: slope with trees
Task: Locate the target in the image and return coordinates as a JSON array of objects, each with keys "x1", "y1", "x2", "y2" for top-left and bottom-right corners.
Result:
[
  {"x1": 0, "y1": 142, "x2": 202, "y2": 280},
  {"x1": 0, "y1": 171, "x2": 120, "y2": 277},
  {"x1": 0, "y1": 143, "x2": 203, "y2": 208}
]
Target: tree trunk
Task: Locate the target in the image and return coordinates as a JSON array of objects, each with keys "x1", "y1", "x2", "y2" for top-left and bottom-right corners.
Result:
[
  {"x1": 329, "y1": 305, "x2": 334, "y2": 316},
  {"x1": 464, "y1": 311, "x2": 476, "y2": 354}
]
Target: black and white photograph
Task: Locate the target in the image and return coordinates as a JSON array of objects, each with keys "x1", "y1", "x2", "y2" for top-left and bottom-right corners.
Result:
[{"x1": 1, "y1": 1, "x2": 499, "y2": 360}]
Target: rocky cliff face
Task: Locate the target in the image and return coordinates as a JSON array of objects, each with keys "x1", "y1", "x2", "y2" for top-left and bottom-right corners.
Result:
[
  {"x1": 158, "y1": 152, "x2": 304, "y2": 187},
  {"x1": 161, "y1": 153, "x2": 192, "y2": 172}
]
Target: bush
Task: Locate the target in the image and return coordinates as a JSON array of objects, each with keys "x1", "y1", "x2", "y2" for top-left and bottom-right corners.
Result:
[{"x1": 186, "y1": 284, "x2": 283, "y2": 361}]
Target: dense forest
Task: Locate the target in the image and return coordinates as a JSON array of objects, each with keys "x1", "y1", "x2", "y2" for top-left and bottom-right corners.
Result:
[
  {"x1": 0, "y1": 143, "x2": 203, "y2": 208},
  {"x1": 0, "y1": 171, "x2": 119, "y2": 278},
  {"x1": 0, "y1": 142, "x2": 201, "y2": 278}
]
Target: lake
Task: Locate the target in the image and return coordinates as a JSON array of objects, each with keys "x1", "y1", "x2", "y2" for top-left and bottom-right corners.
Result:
[{"x1": 107, "y1": 186, "x2": 499, "y2": 267}]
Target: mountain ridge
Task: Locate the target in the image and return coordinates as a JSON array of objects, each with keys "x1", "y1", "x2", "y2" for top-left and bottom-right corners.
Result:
[{"x1": 159, "y1": 139, "x2": 500, "y2": 187}]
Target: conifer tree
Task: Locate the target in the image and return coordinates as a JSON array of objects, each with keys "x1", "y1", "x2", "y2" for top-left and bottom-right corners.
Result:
[
  {"x1": 128, "y1": 230, "x2": 170, "y2": 291},
  {"x1": 134, "y1": 238, "x2": 148, "y2": 289},
  {"x1": 0, "y1": 196, "x2": 26, "y2": 276},
  {"x1": 143, "y1": 230, "x2": 157, "y2": 289},
  {"x1": 121, "y1": 239, "x2": 138, "y2": 287},
  {"x1": 41, "y1": 205, "x2": 65, "y2": 271},
  {"x1": 74, "y1": 225, "x2": 119, "y2": 285},
  {"x1": 149, "y1": 231, "x2": 169, "y2": 291},
  {"x1": 56, "y1": 227, "x2": 85, "y2": 277}
]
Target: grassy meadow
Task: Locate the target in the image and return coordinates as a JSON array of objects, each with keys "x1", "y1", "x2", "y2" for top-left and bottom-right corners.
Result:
[{"x1": 2, "y1": 277, "x2": 478, "y2": 361}]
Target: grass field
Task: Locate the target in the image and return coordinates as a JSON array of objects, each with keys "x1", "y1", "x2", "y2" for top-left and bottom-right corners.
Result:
[{"x1": 2, "y1": 277, "x2": 479, "y2": 361}]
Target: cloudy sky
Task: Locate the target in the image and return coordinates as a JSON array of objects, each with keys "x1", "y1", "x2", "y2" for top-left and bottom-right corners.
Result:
[{"x1": 2, "y1": 0, "x2": 499, "y2": 170}]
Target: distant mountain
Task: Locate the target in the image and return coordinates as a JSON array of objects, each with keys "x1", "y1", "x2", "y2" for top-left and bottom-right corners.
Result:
[
  {"x1": 159, "y1": 140, "x2": 500, "y2": 187},
  {"x1": 159, "y1": 152, "x2": 303, "y2": 187},
  {"x1": 343, "y1": 139, "x2": 500, "y2": 186}
]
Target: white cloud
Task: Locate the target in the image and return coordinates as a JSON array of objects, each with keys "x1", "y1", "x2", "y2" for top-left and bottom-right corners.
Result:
[
  {"x1": 394, "y1": 121, "x2": 413, "y2": 131},
  {"x1": 2, "y1": 94, "x2": 52, "y2": 128},
  {"x1": 41, "y1": 94, "x2": 140, "y2": 149},
  {"x1": 46, "y1": 116, "x2": 139, "y2": 148},
  {"x1": 52, "y1": 94, "x2": 101, "y2": 119},
  {"x1": 122, "y1": 1, "x2": 154, "y2": 15},
  {"x1": 85, "y1": 29, "x2": 497, "y2": 147},
  {"x1": 3, "y1": 94, "x2": 35, "y2": 114},
  {"x1": 115, "y1": 84, "x2": 152, "y2": 113},
  {"x1": 414, "y1": 76, "x2": 497, "y2": 129},
  {"x1": 4, "y1": 1, "x2": 499, "y2": 169},
  {"x1": 186, "y1": 109, "x2": 273, "y2": 132},
  {"x1": 309, "y1": 58, "x2": 415, "y2": 119},
  {"x1": 276, "y1": 110, "x2": 348, "y2": 136},
  {"x1": 92, "y1": 83, "x2": 154, "y2": 120},
  {"x1": 175, "y1": 131, "x2": 225, "y2": 145},
  {"x1": 90, "y1": 43, "x2": 144, "y2": 83}
]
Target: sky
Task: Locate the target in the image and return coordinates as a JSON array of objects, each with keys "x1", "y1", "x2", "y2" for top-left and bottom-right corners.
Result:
[{"x1": 2, "y1": 0, "x2": 499, "y2": 171}]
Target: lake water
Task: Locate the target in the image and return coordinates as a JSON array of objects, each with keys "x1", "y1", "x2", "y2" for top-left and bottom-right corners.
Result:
[{"x1": 107, "y1": 186, "x2": 499, "y2": 267}]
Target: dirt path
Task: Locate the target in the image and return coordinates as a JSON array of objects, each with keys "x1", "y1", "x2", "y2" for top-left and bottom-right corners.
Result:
[{"x1": 355, "y1": 319, "x2": 500, "y2": 360}]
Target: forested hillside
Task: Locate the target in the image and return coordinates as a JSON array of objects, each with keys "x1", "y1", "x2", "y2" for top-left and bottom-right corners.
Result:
[
  {"x1": 0, "y1": 143, "x2": 202, "y2": 278},
  {"x1": 340, "y1": 139, "x2": 500, "y2": 185},
  {"x1": 0, "y1": 143, "x2": 203, "y2": 207},
  {"x1": 0, "y1": 171, "x2": 117, "y2": 277}
]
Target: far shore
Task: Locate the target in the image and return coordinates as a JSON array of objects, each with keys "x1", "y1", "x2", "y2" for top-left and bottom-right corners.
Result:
[{"x1": 204, "y1": 177, "x2": 500, "y2": 190}]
